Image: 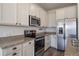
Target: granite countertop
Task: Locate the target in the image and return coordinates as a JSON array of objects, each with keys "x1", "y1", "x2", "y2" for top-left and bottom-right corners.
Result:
[
  {"x1": 0, "y1": 32, "x2": 56, "y2": 49},
  {"x1": 0, "y1": 35, "x2": 35, "y2": 49},
  {"x1": 65, "y1": 38, "x2": 79, "y2": 56}
]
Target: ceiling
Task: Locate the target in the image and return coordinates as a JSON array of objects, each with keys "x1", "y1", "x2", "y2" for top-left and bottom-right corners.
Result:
[{"x1": 37, "y1": 3, "x2": 77, "y2": 11}]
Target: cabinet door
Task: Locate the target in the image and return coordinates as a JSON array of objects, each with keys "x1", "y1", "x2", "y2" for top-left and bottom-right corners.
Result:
[
  {"x1": 23, "y1": 40, "x2": 34, "y2": 56},
  {"x1": 56, "y1": 8, "x2": 65, "y2": 20},
  {"x1": 78, "y1": 4, "x2": 79, "y2": 19},
  {"x1": 0, "y1": 4, "x2": 2, "y2": 24},
  {"x1": 17, "y1": 3, "x2": 30, "y2": 26},
  {"x1": 51, "y1": 35, "x2": 57, "y2": 49},
  {"x1": 26, "y1": 42, "x2": 34, "y2": 56},
  {"x1": 30, "y1": 4, "x2": 40, "y2": 18},
  {"x1": 78, "y1": 4, "x2": 79, "y2": 37},
  {"x1": 44, "y1": 12, "x2": 48, "y2": 27},
  {"x1": 45, "y1": 35, "x2": 51, "y2": 50},
  {"x1": 35, "y1": 5, "x2": 40, "y2": 18},
  {"x1": 48, "y1": 10, "x2": 56, "y2": 27},
  {"x1": 65, "y1": 6, "x2": 77, "y2": 18},
  {"x1": 43, "y1": 11, "x2": 48, "y2": 27},
  {"x1": 39, "y1": 7, "x2": 47, "y2": 27},
  {"x1": 2, "y1": 3, "x2": 17, "y2": 25},
  {"x1": 40, "y1": 8, "x2": 44, "y2": 27},
  {"x1": 29, "y1": 3, "x2": 36, "y2": 16}
]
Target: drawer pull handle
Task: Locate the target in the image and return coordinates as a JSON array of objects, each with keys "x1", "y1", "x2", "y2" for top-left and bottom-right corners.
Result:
[
  {"x1": 16, "y1": 23, "x2": 18, "y2": 25},
  {"x1": 12, "y1": 53, "x2": 17, "y2": 56},
  {"x1": 13, "y1": 47, "x2": 17, "y2": 50},
  {"x1": 29, "y1": 42, "x2": 31, "y2": 44}
]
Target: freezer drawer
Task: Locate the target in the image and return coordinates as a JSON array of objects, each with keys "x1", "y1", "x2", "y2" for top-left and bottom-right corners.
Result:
[{"x1": 57, "y1": 37, "x2": 65, "y2": 51}]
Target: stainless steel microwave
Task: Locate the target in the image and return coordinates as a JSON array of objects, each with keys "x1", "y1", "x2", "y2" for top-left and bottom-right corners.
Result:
[{"x1": 29, "y1": 15, "x2": 40, "y2": 26}]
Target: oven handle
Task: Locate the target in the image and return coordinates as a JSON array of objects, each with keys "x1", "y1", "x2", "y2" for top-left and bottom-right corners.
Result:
[{"x1": 35, "y1": 38, "x2": 44, "y2": 41}]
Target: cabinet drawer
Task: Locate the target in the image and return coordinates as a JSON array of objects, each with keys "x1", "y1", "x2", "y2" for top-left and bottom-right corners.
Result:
[
  {"x1": 6, "y1": 50, "x2": 22, "y2": 56},
  {"x1": 3, "y1": 44, "x2": 22, "y2": 55},
  {"x1": 23, "y1": 40, "x2": 34, "y2": 48}
]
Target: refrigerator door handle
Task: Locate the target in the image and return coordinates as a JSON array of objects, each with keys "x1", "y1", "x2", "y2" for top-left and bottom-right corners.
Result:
[{"x1": 63, "y1": 34, "x2": 65, "y2": 40}]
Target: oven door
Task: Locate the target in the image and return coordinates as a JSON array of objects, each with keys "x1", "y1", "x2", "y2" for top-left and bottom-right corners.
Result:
[{"x1": 35, "y1": 37, "x2": 45, "y2": 55}]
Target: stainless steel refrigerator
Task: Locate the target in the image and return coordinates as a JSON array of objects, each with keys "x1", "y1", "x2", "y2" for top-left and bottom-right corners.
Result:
[{"x1": 57, "y1": 18, "x2": 77, "y2": 51}]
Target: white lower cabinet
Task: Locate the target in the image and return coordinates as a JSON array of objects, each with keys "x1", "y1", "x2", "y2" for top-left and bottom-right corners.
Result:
[
  {"x1": 0, "y1": 40, "x2": 34, "y2": 56},
  {"x1": 51, "y1": 35, "x2": 57, "y2": 49},
  {"x1": 22, "y1": 40, "x2": 34, "y2": 56},
  {"x1": 6, "y1": 50, "x2": 22, "y2": 56},
  {"x1": 45, "y1": 35, "x2": 51, "y2": 50},
  {"x1": 2, "y1": 44, "x2": 22, "y2": 56}
]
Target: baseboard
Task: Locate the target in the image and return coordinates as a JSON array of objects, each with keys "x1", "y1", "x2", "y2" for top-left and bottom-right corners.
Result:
[
  {"x1": 50, "y1": 47, "x2": 57, "y2": 50},
  {"x1": 51, "y1": 47, "x2": 65, "y2": 52},
  {"x1": 57, "y1": 49, "x2": 65, "y2": 52}
]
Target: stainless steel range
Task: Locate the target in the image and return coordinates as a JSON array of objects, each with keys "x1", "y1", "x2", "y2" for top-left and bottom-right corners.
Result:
[
  {"x1": 24, "y1": 30, "x2": 45, "y2": 56},
  {"x1": 34, "y1": 35, "x2": 45, "y2": 56}
]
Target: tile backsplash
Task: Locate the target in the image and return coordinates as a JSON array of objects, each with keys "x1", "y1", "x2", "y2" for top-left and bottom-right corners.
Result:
[
  {"x1": 0, "y1": 26, "x2": 45, "y2": 37},
  {"x1": 45, "y1": 27, "x2": 56, "y2": 32},
  {"x1": 0, "y1": 26, "x2": 56, "y2": 37},
  {"x1": 0, "y1": 26, "x2": 27, "y2": 37}
]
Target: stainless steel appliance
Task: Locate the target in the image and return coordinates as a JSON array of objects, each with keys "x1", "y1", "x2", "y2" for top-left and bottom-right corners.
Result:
[
  {"x1": 57, "y1": 18, "x2": 77, "y2": 51},
  {"x1": 35, "y1": 36, "x2": 45, "y2": 56},
  {"x1": 29, "y1": 15, "x2": 40, "y2": 26},
  {"x1": 24, "y1": 30, "x2": 36, "y2": 38},
  {"x1": 24, "y1": 30, "x2": 45, "y2": 56}
]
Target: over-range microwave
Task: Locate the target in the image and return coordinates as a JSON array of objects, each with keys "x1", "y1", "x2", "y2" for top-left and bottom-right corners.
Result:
[{"x1": 29, "y1": 15, "x2": 40, "y2": 26}]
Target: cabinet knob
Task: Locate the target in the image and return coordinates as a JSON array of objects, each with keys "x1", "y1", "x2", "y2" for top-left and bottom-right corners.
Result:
[
  {"x1": 12, "y1": 47, "x2": 17, "y2": 50},
  {"x1": 12, "y1": 53, "x2": 17, "y2": 56},
  {"x1": 29, "y1": 42, "x2": 31, "y2": 44}
]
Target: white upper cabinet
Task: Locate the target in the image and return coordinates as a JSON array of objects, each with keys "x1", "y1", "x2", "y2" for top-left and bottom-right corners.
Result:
[
  {"x1": 40, "y1": 10, "x2": 45, "y2": 27},
  {"x1": 35, "y1": 5, "x2": 40, "y2": 18},
  {"x1": 78, "y1": 4, "x2": 79, "y2": 19},
  {"x1": 64, "y1": 6, "x2": 77, "y2": 18},
  {"x1": 78, "y1": 4, "x2": 79, "y2": 38},
  {"x1": 48, "y1": 10, "x2": 56, "y2": 27},
  {"x1": 0, "y1": 4, "x2": 2, "y2": 24},
  {"x1": 30, "y1": 3, "x2": 36, "y2": 16},
  {"x1": 30, "y1": 3, "x2": 40, "y2": 18},
  {"x1": 45, "y1": 12, "x2": 48, "y2": 27},
  {"x1": 56, "y1": 8, "x2": 65, "y2": 20},
  {"x1": 56, "y1": 5, "x2": 77, "y2": 20},
  {"x1": 2, "y1": 3, "x2": 17, "y2": 25},
  {"x1": 17, "y1": 3, "x2": 30, "y2": 26},
  {"x1": 39, "y1": 7, "x2": 48, "y2": 27}
]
